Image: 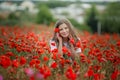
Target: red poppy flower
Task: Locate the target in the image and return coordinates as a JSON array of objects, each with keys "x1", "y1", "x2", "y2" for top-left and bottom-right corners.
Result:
[
  {"x1": 54, "y1": 28, "x2": 59, "y2": 32},
  {"x1": 43, "y1": 56, "x2": 49, "y2": 62},
  {"x1": 32, "y1": 56, "x2": 39, "y2": 59},
  {"x1": 70, "y1": 38, "x2": 75, "y2": 44},
  {"x1": 51, "y1": 62, "x2": 57, "y2": 68},
  {"x1": 51, "y1": 48, "x2": 58, "y2": 53},
  {"x1": 111, "y1": 70, "x2": 119, "y2": 80},
  {"x1": 29, "y1": 59, "x2": 36, "y2": 67},
  {"x1": 84, "y1": 69, "x2": 94, "y2": 78},
  {"x1": 5, "y1": 52, "x2": 14, "y2": 57},
  {"x1": 12, "y1": 59, "x2": 19, "y2": 68},
  {"x1": 0, "y1": 55, "x2": 11, "y2": 68},
  {"x1": 20, "y1": 56, "x2": 26, "y2": 65},
  {"x1": 65, "y1": 67, "x2": 77, "y2": 80},
  {"x1": 80, "y1": 53, "x2": 85, "y2": 57},
  {"x1": 116, "y1": 40, "x2": 120, "y2": 47},
  {"x1": 76, "y1": 40, "x2": 81, "y2": 48},
  {"x1": 39, "y1": 66, "x2": 51, "y2": 79},
  {"x1": 44, "y1": 69, "x2": 51, "y2": 79},
  {"x1": 62, "y1": 46, "x2": 68, "y2": 53}
]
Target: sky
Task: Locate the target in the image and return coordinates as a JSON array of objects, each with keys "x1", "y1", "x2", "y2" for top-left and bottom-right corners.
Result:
[
  {"x1": 58, "y1": 0, "x2": 120, "y2": 2},
  {"x1": 0, "y1": 0, "x2": 120, "y2": 2},
  {"x1": 61, "y1": 0, "x2": 119, "y2": 1}
]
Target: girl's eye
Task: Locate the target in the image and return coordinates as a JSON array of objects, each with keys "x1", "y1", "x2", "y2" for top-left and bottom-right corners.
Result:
[
  {"x1": 60, "y1": 29, "x2": 63, "y2": 31},
  {"x1": 65, "y1": 27, "x2": 68, "y2": 29}
]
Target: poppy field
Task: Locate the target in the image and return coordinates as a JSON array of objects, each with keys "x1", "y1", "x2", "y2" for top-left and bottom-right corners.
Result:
[{"x1": 0, "y1": 25, "x2": 120, "y2": 80}]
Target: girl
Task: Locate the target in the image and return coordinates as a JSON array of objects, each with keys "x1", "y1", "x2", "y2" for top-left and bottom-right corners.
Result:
[{"x1": 50, "y1": 18, "x2": 82, "y2": 61}]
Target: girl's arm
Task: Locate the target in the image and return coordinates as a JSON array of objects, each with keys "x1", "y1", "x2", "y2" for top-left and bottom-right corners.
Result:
[
  {"x1": 58, "y1": 41, "x2": 63, "y2": 56},
  {"x1": 56, "y1": 33, "x2": 63, "y2": 57}
]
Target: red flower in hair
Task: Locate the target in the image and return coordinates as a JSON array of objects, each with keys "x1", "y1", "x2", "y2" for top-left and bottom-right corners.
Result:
[{"x1": 54, "y1": 28, "x2": 59, "y2": 32}]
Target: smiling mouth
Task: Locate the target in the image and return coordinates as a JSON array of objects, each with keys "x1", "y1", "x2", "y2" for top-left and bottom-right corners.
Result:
[
  {"x1": 62, "y1": 33, "x2": 68, "y2": 36},
  {"x1": 63, "y1": 33, "x2": 67, "y2": 35}
]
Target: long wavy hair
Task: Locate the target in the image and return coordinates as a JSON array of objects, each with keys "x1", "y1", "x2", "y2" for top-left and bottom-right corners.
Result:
[{"x1": 52, "y1": 18, "x2": 80, "y2": 48}]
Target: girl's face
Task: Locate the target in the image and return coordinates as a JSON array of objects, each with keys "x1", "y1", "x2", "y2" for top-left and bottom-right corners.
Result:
[{"x1": 58, "y1": 23, "x2": 69, "y2": 38}]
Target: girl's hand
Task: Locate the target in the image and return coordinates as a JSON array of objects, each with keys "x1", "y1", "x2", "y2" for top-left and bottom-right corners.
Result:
[
  {"x1": 68, "y1": 34, "x2": 72, "y2": 39},
  {"x1": 56, "y1": 33, "x2": 62, "y2": 42},
  {"x1": 68, "y1": 34, "x2": 75, "y2": 52}
]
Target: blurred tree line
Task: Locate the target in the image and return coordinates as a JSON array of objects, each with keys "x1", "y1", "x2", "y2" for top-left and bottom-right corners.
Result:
[
  {"x1": 85, "y1": 4, "x2": 98, "y2": 33},
  {"x1": 100, "y1": 2, "x2": 120, "y2": 33},
  {"x1": 0, "y1": 10, "x2": 36, "y2": 26},
  {"x1": 36, "y1": 1, "x2": 72, "y2": 8},
  {"x1": 85, "y1": 2, "x2": 120, "y2": 33},
  {"x1": 36, "y1": 5, "x2": 54, "y2": 25},
  {"x1": 0, "y1": 1, "x2": 120, "y2": 33},
  {"x1": 0, "y1": 12, "x2": 20, "y2": 26}
]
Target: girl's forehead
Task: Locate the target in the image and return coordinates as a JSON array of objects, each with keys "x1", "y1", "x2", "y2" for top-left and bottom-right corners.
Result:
[{"x1": 59, "y1": 23, "x2": 68, "y2": 28}]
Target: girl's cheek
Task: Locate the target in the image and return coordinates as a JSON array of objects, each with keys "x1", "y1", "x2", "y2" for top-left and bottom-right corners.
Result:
[{"x1": 59, "y1": 31, "x2": 62, "y2": 34}]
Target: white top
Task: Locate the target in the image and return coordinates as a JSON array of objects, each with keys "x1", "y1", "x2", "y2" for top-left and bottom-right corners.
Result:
[{"x1": 49, "y1": 40, "x2": 82, "y2": 53}]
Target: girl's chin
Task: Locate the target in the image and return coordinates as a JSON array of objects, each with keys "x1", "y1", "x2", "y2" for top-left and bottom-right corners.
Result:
[{"x1": 62, "y1": 35, "x2": 69, "y2": 38}]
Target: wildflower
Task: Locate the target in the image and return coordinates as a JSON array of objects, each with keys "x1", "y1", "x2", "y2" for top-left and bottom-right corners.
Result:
[
  {"x1": 35, "y1": 72, "x2": 44, "y2": 80},
  {"x1": 0, "y1": 75, "x2": 3, "y2": 80},
  {"x1": 24, "y1": 68, "x2": 34, "y2": 77}
]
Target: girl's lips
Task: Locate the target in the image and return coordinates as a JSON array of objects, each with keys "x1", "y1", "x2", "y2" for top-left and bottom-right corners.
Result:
[
  {"x1": 62, "y1": 33, "x2": 68, "y2": 36},
  {"x1": 62, "y1": 32, "x2": 68, "y2": 35}
]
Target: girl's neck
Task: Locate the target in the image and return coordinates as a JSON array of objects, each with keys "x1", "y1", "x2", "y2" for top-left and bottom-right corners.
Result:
[{"x1": 63, "y1": 37, "x2": 69, "y2": 43}]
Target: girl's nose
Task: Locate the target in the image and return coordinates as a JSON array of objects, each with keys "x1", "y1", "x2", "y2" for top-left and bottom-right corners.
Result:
[{"x1": 63, "y1": 29, "x2": 66, "y2": 32}]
